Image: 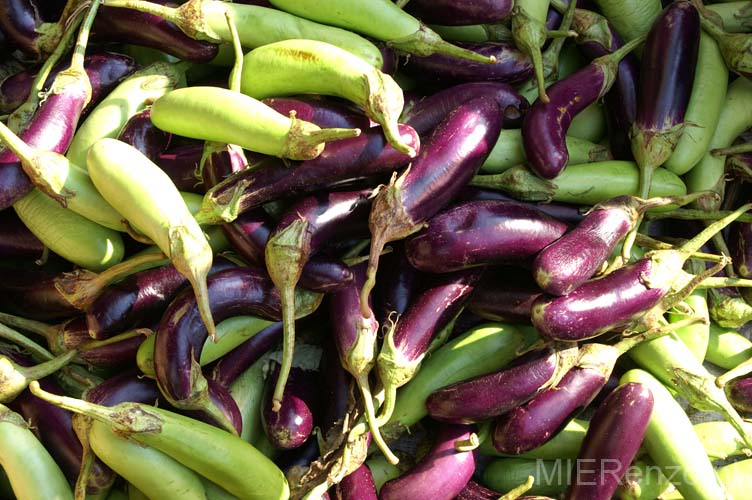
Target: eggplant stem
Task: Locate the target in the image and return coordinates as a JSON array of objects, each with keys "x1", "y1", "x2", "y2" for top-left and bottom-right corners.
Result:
[
  {"x1": 29, "y1": 381, "x2": 117, "y2": 423},
  {"x1": 21, "y1": 349, "x2": 78, "y2": 381},
  {"x1": 374, "y1": 386, "x2": 396, "y2": 428},
  {"x1": 638, "y1": 191, "x2": 717, "y2": 213},
  {"x1": 500, "y1": 476, "x2": 535, "y2": 500},
  {"x1": 73, "y1": 414, "x2": 95, "y2": 500},
  {"x1": 454, "y1": 433, "x2": 480, "y2": 452},
  {"x1": 647, "y1": 208, "x2": 752, "y2": 224},
  {"x1": 698, "y1": 276, "x2": 752, "y2": 288},
  {"x1": 272, "y1": 287, "x2": 297, "y2": 412},
  {"x1": 679, "y1": 203, "x2": 752, "y2": 256},
  {"x1": 546, "y1": 29, "x2": 578, "y2": 38},
  {"x1": 225, "y1": 10, "x2": 243, "y2": 93},
  {"x1": 354, "y1": 374, "x2": 399, "y2": 464},
  {"x1": 100, "y1": 0, "x2": 174, "y2": 19},
  {"x1": 79, "y1": 328, "x2": 151, "y2": 352},
  {"x1": 0, "y1": 312, "x2": 59, "y2": 344},
  {"x1": 0, "y1": 323, "x2": 56, "y2": 361},
  {"x1": 713, "y1": 142, "x2": 752, "y2": 157},
  {"x1": 717, "y1": 356, "x2": 752, "y2": 387},
  {"x1": 70, "y1": 0, "x2": 102, "y2": 71},
  {"x1": 617, "y1": 316, "x2": 706, "y2": 355}
]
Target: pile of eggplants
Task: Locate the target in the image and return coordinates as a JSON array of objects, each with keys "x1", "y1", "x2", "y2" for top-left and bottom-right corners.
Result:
[{"x1": 4, "y1": 0, "x2": 752, "y2": 498}]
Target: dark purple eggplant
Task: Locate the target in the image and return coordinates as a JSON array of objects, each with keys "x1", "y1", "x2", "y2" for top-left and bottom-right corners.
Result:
[
  {"x1": 265, "y1": 189, "x2": 373, "y2": 411},
  {"x1": 335, "y1": 462, "x2": 378, "y2": 500},
  {"x1": 195, "y1": 124, "x2": 419, "y2": 224},
  {"x1": 262, "y1": 96, "x2": 372, "y2": 130},
  {"x1": 522, "y1": 36, "x2": 643, "y2": 179},
  {"x1": 374, "y1": 241, "x2": 422, "y2": 325},
  {"x1": 154, "y1": 143, "x2": 206, "y2": 194},
  {"x1": 180, "y1": 378, "x2": 243, "y2": 435},
  {"x1": 725, "y1": 376, "x2": 752, "y2": 413},
  {"x1": 93, "y1": 0, "x2": 219, "y2": 63},
  {"x1": 375, "y1": 268, "x2": 483, "y2": 433},
  {"x1": 262, "y1": 362, "x2": 319, "y2": 449},
  {"x1": 380, "y1": 424, "x2": 476, "y2": 500},
  {"x1": 86, "y1": 257, "x2": 236, "y2": 340},
  {"x1": 0, "y1": 266, "x2": 79, "y2": 321},
  {"x1": 116, "y1": 108, "x2": 172, "y2": 162},
  {"x1": 457, "y1": 187, "x2": 586, "y2": 224},
  {"x1": 404, "y1": 0, "x2": 513, "y2": 26},
  {"x1": 426, "y1": 342, "x2": 579, "y2": 424},
  {"x1": 153, "y1": 266, "x2": 321, "y2": 433},
  {"x1": 0, "y1": 207, "x2": 44, "y2": 260},
  {"x1": 631, "y1": 0, "x2": 700, "y2": 200},
  {"x1": 401, "y1": 82, "x2": 529, "y2": 135},
  {"x1": 533, "y1": 193, "x2": 706, "y2": 296},
  {"x1": 360, "y1": 96, "x2": 503, "y2": 316},
  {"x1": 467, "y1": 266, "x2": 542, "y2": 324},
  {"x1": 564, "y1": 382, "x2": 653, "y2": 500},
  {"x1": 404, "y1": 200, "x2": 568, "y2": 273},
  {"x1": 85, "y1": 368, "x2": 161, "y2": 406},
  {"x1": 403, "y1": 41, "x2": 533, "y2": 85},
  {"x1": 455, "y1": 480, "x2": 503, "y2": 500},
  {"x1": 0, "y1": 0, "x2": 61, "y2": 60},
  {"x1": 208, "y1": 321, "x2": 282, "y2": 388},
  {"x1": 318, "y1": 335, "x2": 351, "y2": 436}
]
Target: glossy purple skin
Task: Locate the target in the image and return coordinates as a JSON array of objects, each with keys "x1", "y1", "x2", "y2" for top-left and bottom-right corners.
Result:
[
  {"x1": 0, "y1": 69, "x2": 88, "y2": 209},
  {"x1": 0, "y1": 207, "x2": 44, "y2": 260},
  {"x1": 405, "y1": 200, "x2": 569, "y2": 273},
  {"x1": 533, "y1": 200, "x2": 635, "y2": 296},
  {"x1": 532, "y1": 258, "x2": 669, "y2": 341},
  {"x1": 725, "y1": 377, "x2": 752, "y2": 413},
  {"x1": 381, "y1": 424, "x2": 476, "y2": 500},
  {"x1": 404, "y1": 0, "x2": 513, "y2": 25},
  {"x1": 210, "y1": 124, "x2": 418, "y2": 215},
  {"x1": 0, "y1": 267, "x2": 79, "y2": 321},
  {"x1": 402, "y1": 82, "x2": 529, "y2": 135},
  {"x1": 522, "y1": 64, "x2": 607, "y2": 179},
  {"x1": 426, "y1": 345, "x2": 560, "y2": 424},
  {"x1": 262, "y1": 364, "x2": 318, "y2": 449},
  {"x1": 201, "y1": 144, "x2": 253, "y2": 190},
  {"x1": 154, "y1": 143, "x2": 206, "y2": 194},
  {"x1": 467, "y1": 266, "x2": 542, "y2": 324},
  {"x1": 182, "y1": 379, "x2": 243, "y2": 434},
  {"x1": 404, "y1": 42, "x2": 533, "y2": 85},
  {"x1": 0, "y1": 52, "x2": 138, "y2": 115},
  {"x1": 93, "y1": 1, "x2": 219, "y2": 63},
  {"x1": 275, "y1": 434, "x2": 321, "y2": 473},
  {"x1": 457, "y1": 187, "x2": 585, "y2": 224},
  {"x1": 263, "y1": 96, "x2": 372, "y2": 130},
  {"x1": 396, "y1": 97, "x2": 503, "y2": 226},
  {"x1": 565, "y1": 382, "x2": 653, "y2": 500},
  {"x1": 335, "y1": 463, "x2": 378, "y2": 500},
  {"x1": 319, "y1": 336, "x2": 351, "y2": 435},
  {"x1": 86, "y1": 368, "x2": 161, "y2": 406},
  {"x1": 208, "y1": 321, "x2": 283, "y2": 388},
  {"x1": 329, "y1": 262, "x2": 378, "y2": 362},
  {"x1": 455, "y1": 480, "x2": 502, "y2": 500},
  {"x1": 86, "y1": 258, "x2": 236, "y2": 340},
  {"x1": 634, "y1": 1, "x2": 699, "y2": 133},
  {"x1": 493, "y1": 363, "x2": 609, "y2": 454},
  {"x1": 79, "y1": 333, "x2": 147, "y2": 368},
  {"x1": 0, "y1": 0, "x2": 44, "y2": 58},
  {"x1": 11, "y1": 377, "x2": 115, "y2": 493},
  {"x1": 392, "y1": 268, "x2": 483, "y2": 363},
  {"x1": 374, "y1": 241, "x2": 422, "y2": 324},
  {"x1": 116, "y1": 108, "x2": 172, "y2": 162},
  {"x1": 154, "y1": 266, "x2": 283, "y2": 407}
]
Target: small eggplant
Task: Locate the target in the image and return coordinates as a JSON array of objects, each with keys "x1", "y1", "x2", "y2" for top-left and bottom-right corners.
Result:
[
  {"x1": 116, "y1": 108, "x2": 172, "y2": 163},
  {"x1": 154, "y1": 143, "x2": 206, "y2": 194},
  {"x1": 262, "y1": 362, "x2": 319, "y2": 450},
  {"x1": 725, "y1": 376, "x2": 752, "y2": 413}
]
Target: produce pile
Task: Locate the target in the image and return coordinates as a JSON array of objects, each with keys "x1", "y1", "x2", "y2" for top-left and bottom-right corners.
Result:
[{"x1": 2, "y1": 0, "x2": 752, "y2": 498}]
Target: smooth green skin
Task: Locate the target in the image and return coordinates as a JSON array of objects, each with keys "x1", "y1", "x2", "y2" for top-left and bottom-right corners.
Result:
[
  {"x1": 0, "y1": 406, "x2": 73, "y2": 500},
  {"x1": 429, "y1": 23, "x2": 511, "y2": 43},
  {"x1": 705, "y1": 323, "x2": 752, "y2": 369},
  {"x1": 381, "y1": 323, "x2": 531, "y2": 438},
  {"x1": 200, "y1": 478, "x2": 240, "y2": 500},
  {"x1": 706, "y1": 2, "x2": 752, "y2": 32},
  {"x1": 619, "y1": 369, "x2": 730, "y2": 500},
  {"x1": 718, "y1": 458, "x2": 752, "y2": 499},
  {"x1": 480, "y1": 129, "x2": 611, "y2": 174},
  {"x1": 268, "y1": 0, "x2": 419, "y2": 41},
  {"x1": 517, "y1": 0, "x2": 551, "y2": 24},
  {"x1": 482, "y1": 458, "x2": 572, "y2": 497},
  {"x1": 478, "y1": 418, "x2": 588, "y2": 460},
  {"x1": 367, "y1": 455, "x2": 402, "y2": 493},
  {"x1": 88, "y1": 420, "x2": 207, "y2": 500},
  {"x1": 616, "y1": 459, "x2": 674, "y2": 500},
  {"x1": 694, "y1": 420, "x2": 752, "y2": 460},
  {"x1": 591, "y1": 0, "x2": 663, "y2": 42},
  {"x1": 126, "y1": 485, "x2": 149, "y2": 500},
  {"x1": 13, "y1": 189, "x2": 124, "y2": 271},
  {"x1": 106, "y1": 488, "x2": 128, "y2": 500},
  {"x1": 568, "y1": 100, "x2": 607, "y2": 143},
  {"x1": 664, "y1": 33, "x2": 729, "y2": 175},
  {"x1": 669, "y1": 290, "x2": 710, "y2": 363},
  {"x1": 686, "y1": 76, "x2": 752, "y2": 209},
  {"x1": 66, "y1": 62, "x2": 184, "y2": 169},
  {"x1": 228, "y1": 354, "x2": 268, "y2": 446}
]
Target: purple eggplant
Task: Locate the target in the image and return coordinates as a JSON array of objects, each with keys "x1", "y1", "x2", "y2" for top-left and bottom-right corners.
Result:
[
  {"x1": 522, "y1": 36, "x2": 643, "y2": 179},
  {"x1": 374, "y1": 241, "x2": 422, "y2": 325},
  {"x1": 93, "y1": 0, "x2": 219, "y2": 63},
  {"x1": 426, "y1": 342, "x2": 579, "y2": 424},
  {"x1": 262, "y1": 362, "x2": 319, "y2": 449},
  {"x1": 263, "y1": 96, "x2": 373, "y2": 130},
  {"x1": 195, "y1": 124, "x2": 419, "y2": 224},
  {"x1": 375, "y1": 268, "x2": 483, "y2": 433},
  {"x1": 564, "y1": 382, "x2": 653, "y2": 500},
  {"x1": 457, "y1": 187, "x2": 586, "y2": 224},
  {"x1": 405, "y1": 200, "x2": 568, "y2": 273},
  {"x1": 0, "y1": 0, "x2": 60, "y2": 60},
  {"x1": 467, "y1": 266, "x2": 542, "y2": 324},
  {"x1": 208, "y1": 322, "x2": 282, "y2": 388},
  {"x1": 318, "y1": 336, "x2": 351, "y2": 436},
  {"x1": 116, "y1": 108, "x2": 172, "y2": 162},
  {"x1": 85, "y1": 368, "x2": 161, "y2": 406},
  {"x1": 0, "y1": 266, "x2": 79, "y2": 321},
  {"x1": 265, "y1": 188, "x2": 373, "y2": 411},
  {"x1": 200, "y1": 142, "x2": 253, "y2": 191},
  {"x1": 0, "y1": 207, "x2": 44, "y2": 260},
  {"x1": 152, "y1": 266, "x2": 321, "y2": 433},
  {"x1": 403, "y1": 41, "x2": 533, "y2": 85},
  {"x1": 154, "y1": 143, "x2": 206, "y2": 194},
  {"x1": 725, "y1": 376, "x2": 752, "y2": 413},
  {"x1": 401, "y1": 82, "x2": 529, "y2": 134},
  {"x1": 631, "y1": 1, "x2": 700, "y2": 199},
  {"x1": 380, "y1": 424, "x2": 476, "y2": 500},
  {"x1": 335, "y1": 463, "x2": 378, "y2": 500},
  {"x1": 360, "y1": 96, "x2": 503, "y2": 316},
  {"x1": 404, "y1": 0, "x2": 513, "y2": 25}
]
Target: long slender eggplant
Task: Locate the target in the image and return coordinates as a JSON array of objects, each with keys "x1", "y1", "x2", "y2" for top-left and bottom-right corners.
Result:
[
  {"x1": 116, "y1": 108, "x2": 172, "y2": 163},
  {"x1": 194, "y1": 124, "x2": 419, "y2": 224},
  {"x1": 401, "y1": 82, "x2": 529, "y2": 134},
  {"x1": 153, "y1": 266, "x2": 321, "y2": 433},
  {"x1": 467, "y1": 266, "x2": 542, "y2": 324},
  {"x1": 265, "y1": 188, "x2": 373, "y2": 411},
  {"x1": 404, "y1": 200, "x2": 568, "y2": 274},
  {"x1": 318, "y1": 335, "x2": 351, "y2": 436},
  {"x1": 360, "y1": 96, "x2": 503, "y2": 316},
  {"x1": 564, "y1": 382, "x2": 653, "y2": 500},
  {"x1": 93, "y1": 0, "x2": 219, "y2": 63},
  {"x1": 631, "y1": 0, "x2": 700, "y2": 200},
  {"x1": 263, "y1": 96, "x2": 372, "y2": 130},
  {"x1": 208, "y1": 321, "x2": 282, "y2": 388},
  {"x1": 0, "y1": 266, "x2": 79, "y2": 321},
  {"x1": 404, "y1": 0, "x2": 513, "y2": 26},
  {"x1": 0, "y1": 208, "x2": 44, "y2": 260},
  {"x1": 373, "y1": 241, "x2": 422, "y2": 325},
  {"x1": 380, "y1": 424, "x2": 475, "y2": 500},
  {"x1": 522, "y1": 36, "x2": 643, "y2": 179},
  {"x1": 262, "y1": 362, "x2": 319, "y2": 450},
  {"x1": 375, "y1": 268, "x2": 483, "y2": 430}
]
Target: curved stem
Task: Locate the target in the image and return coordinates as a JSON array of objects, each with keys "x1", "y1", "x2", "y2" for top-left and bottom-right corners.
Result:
[
  {"x1": 71, "y1": 0, "x2": 102, "y2": 71},
  {"x1": 500, "y1": 476, "x2": 535, "y2": 500},
  {"x1": 225, "y1": 10, "x2": 243, "y2": 93},
  {"x1": 355, "y1": 374, "x2": 398, "y2": 465},
  {"x1": 21, "y1": 349, "x2": 78, "y2": 381},
  {"x1": 454, "y1": 433, "x2": 479, "y2": 452},
  {"x1": 0, "y1": 323, "x2": 55, "y2": 361},
  {"x1": 0, "y1": 312, "x2": 59, "y2": 344},
  {"x1": 374, "y1": 385, "x2": 396, "y2": 428},
  {"x1": 272, "y1": 287, "x2": 296, "y2": 412}
]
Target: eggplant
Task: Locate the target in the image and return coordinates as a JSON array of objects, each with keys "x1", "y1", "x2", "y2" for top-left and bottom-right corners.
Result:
[
  {"x1": 0, "y1": 0, "x2": 59, "y2": 60},
  {"x1": 404, "y1": 0, "x2": 513, "y2": 26},
  {"x1": 373, "y1": 241, "x2": 422, "y2": 325},
  {"x1": 208, "y1": 322, "x2": 282, "y2": 388},
  {"x1": 0, "y1": 208, "x2": 44, "y2": 260},
  {"x1": 725, "y1": 376, "x2": 752, "y2": 413},
  {"x1": 0, "y1": 266, "x2": 79, "y2": 321},
  {"x1": 335, "y1": 463, "x2": 378, "y2": 500},
  {"x1": 116, "y1": 108, "x2": 172, "y2": 163},
  {"x1": 318, "y1": 335, "x2": 351, "y2": 436},
  {"x1": 696, "y1": 4, "x2": 752, "y2": 81},
  {"x1": 263, "y1": 96, "x2": 372, "y2": 130},
  {"x1": 467, "y1": 266, "x2": 542, "y2": 324},
  {"x1": 154, "y1": 143, "x2": 207, "y2": 194},
  {"x1": 262, "y1": 362, "x2": 319, "y2": 450}
]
